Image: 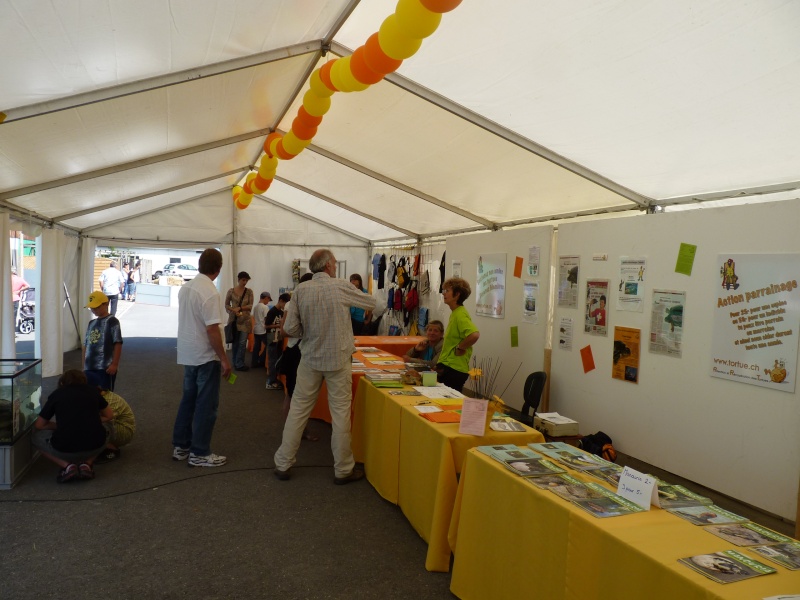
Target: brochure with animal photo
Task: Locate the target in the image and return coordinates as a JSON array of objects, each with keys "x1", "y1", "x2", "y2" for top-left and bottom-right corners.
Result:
[
  {"x1": 585, "y1": 465, "x2": 624, "y2": 485},
  {"x1": 678, "y1": 550, "x2": 776, "y2": 584},
  {"x1": 524, "y1": 474, "x2": 576, "y2": 490},
  {"x1": 489, "y1": 417, "x2": 527, "y2": 432},
  {"x1": 750, "y1": 542, "x2": 800, "y2": 570},
  {"x1": 528, "y1": 443, "x2": 607, "y2": 471},
  {"x1": 546, "y1": 474, "x2": 605, "y2": 502},
  {"x1": 668, "y1": 504, "x2": 749, "y2": 526},
  {"x1": 478, "y1": 445, "x2": 541, "y2": 462},
  {"x1": 572, "y1": 493, "x2": 645, "y2": 518},
  {"x1": 656, "y1": 484, "x2": 713, "y2": 509},
  {"x1": 704, "y1": 523, "x2": 794, "y2": 547},
  {"x1": 502, "y1": 458, "x2": 566, "y2": 478}
]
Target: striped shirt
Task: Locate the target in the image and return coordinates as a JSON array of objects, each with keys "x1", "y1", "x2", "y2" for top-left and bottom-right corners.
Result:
[{"x1": 283, "y1": 272, "x2": 376, "y2": 371}]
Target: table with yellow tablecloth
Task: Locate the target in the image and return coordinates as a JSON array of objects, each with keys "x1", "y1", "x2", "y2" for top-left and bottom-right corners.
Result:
[
  {"x1": 448, "y1": 448, "x2": 800, "y2": 600},
  {"x1": 354, "y1": 335, "x2": 425, "y2": 356},
  {"x1": 351, "y1": 379, "x2": 544, "y2": 572}
]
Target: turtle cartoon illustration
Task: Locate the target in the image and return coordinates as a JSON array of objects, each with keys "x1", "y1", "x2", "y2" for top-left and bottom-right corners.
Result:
[
  {"x1": 764, "y1": 359, "x2": 787, "y2": 383},
  {"x1": 720, "y1": 258, "x2": 739, "y2": 290},
  {"x1": 567, "y1": 266, "x2": 578, "y2": 287},
  {"x1": 664, "y1": 305, "x2": 683, "y2": 332}
]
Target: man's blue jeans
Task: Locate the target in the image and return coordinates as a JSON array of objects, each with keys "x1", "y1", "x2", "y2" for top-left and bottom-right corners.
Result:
[{"x1": 172, "y1": 360, "x2": 221, "y2": 456}]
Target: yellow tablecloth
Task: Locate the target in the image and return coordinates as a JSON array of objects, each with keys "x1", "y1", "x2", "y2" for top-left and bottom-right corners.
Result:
[
  {"x1": 448, "y1": 449, "x2": 800, "y2": 600},
  {"x1": 354, "y1": 335, "x2": 425, "y2": 356},
  {"x1": 352, "y1": 379, "x2": 544, "y2": 572}
]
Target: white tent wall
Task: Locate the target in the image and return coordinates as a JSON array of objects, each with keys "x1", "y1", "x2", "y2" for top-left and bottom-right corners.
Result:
[
  {"x1": 61, "y1": 234, "x2": 82, "y2": 352},
  {"x1": 78, "y1": 238, "x2": 97, "y2": 351},
  {"x1": 444, "y1": 226, "x2": 554, "y2": 410},
  {"x1": 552, "y1": 200, "x2": 800, "y2": 520},
  {"x1": 1, "y1": 212, "x2": 14, "y2": 359},
  {"x1": 36, "y1": 229, "x2": 65, "y2": 377}
]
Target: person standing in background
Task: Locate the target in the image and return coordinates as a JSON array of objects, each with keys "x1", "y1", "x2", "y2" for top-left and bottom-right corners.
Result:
[
  {"x1": 251, "y1": 292, "x2": 271, "y2": 369},
  {"x1": 264, "y1": 293, "x2": 290, "y2": 390},
  {"x1": 99, "y1": 261, "x2": 126, "y2": 316},
  {"x1": 126, "y1": 262, "x2": 140, "y2": 301},
  {"x1": 224, "y1": 272, "x2": 253, "y2": 372},
  {"x1": 83, "y1": 291, "x2": 123, "y2": 391},
  {"x1": 120, "y1": 263, "x2": 130, "y2": 301},
  {"x1": 11, "y1": 267, "x2": 30, "y2": 319},
  {"x1": 348, "y1": 274, "x2": 372, "y2": 335},
  {"x1": 437, "y1": 277, "x2": 480, "y2": 392},
  {"x1": 172, "y1": 248, "x2": 231, "y2": 468}
]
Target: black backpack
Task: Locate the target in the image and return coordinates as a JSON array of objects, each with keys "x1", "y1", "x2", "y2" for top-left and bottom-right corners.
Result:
[{"x1": 579, "y1": 431, "x2": 617, "y2": 463}]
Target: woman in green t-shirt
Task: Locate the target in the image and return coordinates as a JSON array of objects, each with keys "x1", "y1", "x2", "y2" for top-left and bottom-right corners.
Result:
[{"x1": 437, "y1": 277, "x2": 480, "y2": 392}]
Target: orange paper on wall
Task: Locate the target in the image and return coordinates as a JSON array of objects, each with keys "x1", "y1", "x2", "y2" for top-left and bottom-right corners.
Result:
[
  {"x1": 580, "y1": 345, "x2": 595, "y2": 373},
  {"x1": 514, "y1": 256, "x2": 523, "y2": 278}
]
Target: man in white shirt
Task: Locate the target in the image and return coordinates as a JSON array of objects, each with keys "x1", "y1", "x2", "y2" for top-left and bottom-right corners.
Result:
[
  {"x1": 273, "y1": 249, "x2": 376, "y2": 484},
  {"x1": 171, "y1": 248, "x2": 232, "y2": 468},
  {"x1": 251, "y1": 292, "x2": 271, "y2": 369},
  {"x1": 98, "y1": 261, "x2": 126, "y2": 316}
]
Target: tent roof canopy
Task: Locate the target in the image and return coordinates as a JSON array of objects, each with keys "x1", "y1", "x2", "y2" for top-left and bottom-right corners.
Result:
[{"x1": 2, "y1": 0, "x2": 799, "y2": 243}]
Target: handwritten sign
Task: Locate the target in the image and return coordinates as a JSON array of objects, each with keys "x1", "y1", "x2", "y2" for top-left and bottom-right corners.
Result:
[
  {"x1": 459, "y1": 397, "x2": 489, "y2": 436},
  {"x1": 616, "y1": 466, "x2": 657, "y2": 510}
]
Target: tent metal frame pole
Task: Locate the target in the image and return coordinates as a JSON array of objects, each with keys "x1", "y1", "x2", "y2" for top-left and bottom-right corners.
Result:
[
  {"x1": 1, "y1": 42, "x2": 321, "y2": 125},
  {"x1": 274, "y1": 175, "x2": 418, "y2": 239},
  {"x1": 53, "y1": 171, "x2": 245, "y2": 223},
  {"x1": 0, "y1": 129, "x2": 268, "y2": 202},
  {"x1": 253, "y1": 194, "x2": 371, "y2": 244},
  {"x1": 657, "y1": 180, "x2": 800, "y2": 207},
  {"x1": 299, "y1": 140, "x2": 495, "y2": 229}
]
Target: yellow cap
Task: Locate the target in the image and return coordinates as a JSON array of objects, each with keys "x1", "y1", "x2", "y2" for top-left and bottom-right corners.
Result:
[{"x1": 85, "y1": 291, "x2": 109, "y2": 308}]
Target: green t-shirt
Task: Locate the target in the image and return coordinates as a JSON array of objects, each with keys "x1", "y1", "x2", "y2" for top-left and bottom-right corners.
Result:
[{"x1": 439, "y1": 305, "x2": 479, "y2": 373}]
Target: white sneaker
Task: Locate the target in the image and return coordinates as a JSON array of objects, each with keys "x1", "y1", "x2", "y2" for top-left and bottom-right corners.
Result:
[
  {"x1": 172, "y1": 447, "x2": 190, "y2": 461},
  {"x1": 188, "y1": 453, "x2": 227, "y2": 468}
]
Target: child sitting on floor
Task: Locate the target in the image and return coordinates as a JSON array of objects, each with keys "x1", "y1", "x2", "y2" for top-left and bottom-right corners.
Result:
[
  {"x1": 32, "y1": 370, "x2": 113, "y2": 483},
  {"x1": 95, "y1": 389, "x2": 136, "y2": 463}
]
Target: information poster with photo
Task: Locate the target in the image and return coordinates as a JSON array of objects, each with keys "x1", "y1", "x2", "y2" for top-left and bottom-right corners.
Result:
[
  {"x1": 584, "y1": 279, "x2": 609, "y2": 336},
  {"x1": 452, "y1": 261, "x2": 462, "y2": 278},
  {"x1": 649, "y1": 290, "x2": 686, "y2": 358},
  {"x1": 617, "y1": 257, "x2": 646, "y2": 312},
  {"x1": 710, "y1": 253, "x2": 800, "y2": 392},
  {"x1": 528, "y1": 245, "x2": 540, "y2": 277},
  {"x1": 612, "y1": 327, "x2": 640, "y2": 384},
  {"x1": 523, "y1": 282, "x2": 539, "y2": 323},
  {"x1": 558, "y1": 255, "x2": 580, "y2": 308},
  {"x1": 558, "y1": 317, "x2": 573, "y2": 351},
  {"x1": 475, "y1": 253, "x2": 506, "y2": 318}
]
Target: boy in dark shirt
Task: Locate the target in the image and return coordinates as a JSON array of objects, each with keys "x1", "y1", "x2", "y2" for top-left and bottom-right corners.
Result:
[
  {"x1": 32, "y1": 370, "x2": 113, "y2": 482},
  {"x1": 83, "y1": 291, "x2": 123, "y2": 390},
  {"x1": 264, "y1": 293, "x2": 290, "y2": 389}
]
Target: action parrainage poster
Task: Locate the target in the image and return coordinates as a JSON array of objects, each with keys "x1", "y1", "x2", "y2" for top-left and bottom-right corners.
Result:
[
  {"x1": 710, "y1": 254, "x2": 800, "y2": 392},
  {"x1": 475, "y1": 253, "x2": 506, "y2": 318}
]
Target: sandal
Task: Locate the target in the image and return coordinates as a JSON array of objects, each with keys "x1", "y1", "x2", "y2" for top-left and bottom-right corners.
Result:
[
  {"x1": 78, "y1": 463, "x2": 95, "y2": 480},
  {"x1": 57, "y1": 464, "x2": 78, "y2": 484}
]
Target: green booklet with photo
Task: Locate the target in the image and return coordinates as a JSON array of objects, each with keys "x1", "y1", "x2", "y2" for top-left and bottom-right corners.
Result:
[
  {"x1": 656, "y1": 484, "x2": 712, "y2": 508},
  {"x1": 502, "y1": 458, "x2": 565, "y2": 478},
  {"x1": 667, "y1": 504, "x2": 748, "y2": 526},
  {"x1": 704, "y1": 522, "x2": 793, "y2": 547},
  {"x1": 528, "y1": 442, "x2": 608, "y2": 471},
  {"x1": 678, "y1": 550, "x2": 776, "y2": 584},
  {"x1": 477, "y1": 445, "x2": 540, "y2": 462},
  {"x1": 750, "y1": 542, "x2": 800, "y2": 570}
]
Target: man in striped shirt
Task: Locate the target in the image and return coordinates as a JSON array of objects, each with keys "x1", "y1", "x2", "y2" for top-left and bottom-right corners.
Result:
[{"x1": 273, "y1": 249, "x2": 376, "y2": 484}]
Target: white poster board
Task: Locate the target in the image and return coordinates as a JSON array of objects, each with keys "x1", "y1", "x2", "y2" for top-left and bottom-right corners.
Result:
[{"x1": 475, "y1": 253, "x2": 506, "y2": 318}]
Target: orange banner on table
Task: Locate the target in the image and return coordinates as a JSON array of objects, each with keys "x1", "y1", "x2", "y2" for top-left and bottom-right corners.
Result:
[
  {"x1": 421, "y1": 411, "x2": 462, "y2": 423},
  {"x1": 580, "y1": 345, "x2": 595, "y2": 373},
  {"x1": 514, "y1": 256, "x2": 523, "y2": 278}
]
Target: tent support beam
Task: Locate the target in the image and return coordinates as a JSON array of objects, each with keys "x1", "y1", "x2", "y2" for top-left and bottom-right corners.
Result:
[
  {"x1": 274, "y1": 175, "x2": 418, "y2": 240},
  {"x1": 1, "y1": 42, "x2": 321, "y2": 125},
  {"x1": 330, "y1": 42, "x2": 651, "y2": 210},
  {"x1": 80, "y1": 187, "x2": 231, "y2": 233},
  {"x1": 299, "y1": 140, "x2": 496, "y2": 229},
  {"x1": 657, "y1": 180, "x2": 800, "y2": 207},
  {"x1": 54, "y1": 169, "x2": 246, "y2": 223},
  {"x1": 253, "y1": 194, "x2": 370, "y2": 244},
  {"x1": 0, "y1": 129, "x2": 268, "y2": 202}
]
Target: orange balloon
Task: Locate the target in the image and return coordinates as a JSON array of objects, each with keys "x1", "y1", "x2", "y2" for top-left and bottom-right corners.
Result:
[
  {"x1": 364, "y1": 32, "x2": 403, "y2": 75},
  {"x1": 276, "y1": 140, "x2": 295, "y2": 160},
  {"x1": 420, "y1": 0, "x2": 462, "y2": 12},
  {"x1": 350, "y1": 46, "x2": 384, "y2": 85},
  {"x1": 291, "y1": 117, "x2": 318, "y2": 141},
  {"x1": 253, "y1": 174, "x2": 269, "y2": 193},
  {"x1": 235, "y1": 200, "x2": 247, "y2": 210},
  {"x1": 259, "y1": 155, "x2": 278, "y2": 175},
  {"x1": 319, "y1": 60, "x2": 338, "y2": 92},
  {"x1": 297, "y1": 106, "x2": 323, "y2": 128},
  {"x1": 263, "y1": 132, "x2": 282, "y2": 157},
  {"x1": 242, "y1": 181, "x2": 252, "y2": 194}
]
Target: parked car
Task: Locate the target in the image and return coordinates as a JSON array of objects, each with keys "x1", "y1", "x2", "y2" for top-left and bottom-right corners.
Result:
[{"x1": 154, "y1": 263, "x2": 198, "y2": 281}]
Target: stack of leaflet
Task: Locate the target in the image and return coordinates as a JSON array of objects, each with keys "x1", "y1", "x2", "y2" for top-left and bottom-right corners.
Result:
[
  {"x1": 528, "y1": 441, "x2": 612, "y2": 471},
  {"x1": 365, "y1": 372, "x2": 403, "y2": 388},
  {"x1": 528, "y1": 471, "x2": 645, "y2": 518},
  {"x1": 476, "y1": 445, "x2": 566, "y2": 478}
]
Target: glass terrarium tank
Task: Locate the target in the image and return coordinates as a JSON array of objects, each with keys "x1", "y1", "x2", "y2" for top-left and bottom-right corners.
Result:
[{"x1": 0, "y1": 359, "x2": 42, "y2": 445}]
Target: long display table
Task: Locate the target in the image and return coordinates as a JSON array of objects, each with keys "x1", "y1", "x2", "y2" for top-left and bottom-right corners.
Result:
[{"x1": 448, "y1": 448, "x2": 800, "y2": 600}]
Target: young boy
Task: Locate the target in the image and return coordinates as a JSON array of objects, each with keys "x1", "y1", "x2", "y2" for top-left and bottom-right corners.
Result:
[
  {"x1": 95, "y1": 389, "x2": 136, "y2": 463},
  {"x1": 31, "y1": 370, "x2": 113, "y2": 482},
  {"x1": 83, "y1": 291, "x2": 123, "y2": 390}
]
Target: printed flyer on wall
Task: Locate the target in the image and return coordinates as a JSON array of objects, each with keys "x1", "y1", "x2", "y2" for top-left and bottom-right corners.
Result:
[
  {"x1": 558, "y1": 317, "x2": 573, "y2": 350},
  {"x1": 528, "y1": 245, "x2": 540, "y2": 277},
  {"x1": 617, "y1": 257, "x2": 646, "y2": 312},
  {"x1": 523, "y1": 282, "x2": 539, "y2": 323},
  {"x1": 558, "y1": 256, "x2": 579, "y2": 308},
  {"x1": 584, "y1": 280, "x2": 609, "y2": 336},
  {"x1": 649, "y1": 290, "x2": 686, "y2": 358},
  {"x1": 710, "y1": 253, "x2": 800, "y2": 392},
  {"x1": 612, "y1": 326, "x2": 640, "y2": 383},
  {"x1": 475, "y1": 253, "x2": 506, "y2": 318}
]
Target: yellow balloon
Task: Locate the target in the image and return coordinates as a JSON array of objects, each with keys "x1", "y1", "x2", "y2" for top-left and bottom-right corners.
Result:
[
  {"x1": 245, "y1": 172, "x2": 257, "y2": 186},
  {"x1": 232, "y1": 185, "x2": 243, "y2": 202},
  {"x1": 378, "y1": 15, "x2": 423, "y2": 60},
  {"x1": 329, "y1": 58, "x2": 351, "y2": 92},
  {"x1": 395, "y1": 0, "x2": 441, "y2": 39},
  {"x1": 340, "y1": 56, "x2": 370, "y2": 92},
  {"x1": 259, "y1": 155, "x2": 278, "y2": 172},
  {"x1": 303, "y1": 89, "x2": 332, "y2": 116},
  {"x1": 282, "y1": 131, "x2": 312, "y2": 155},
  {"x1": 309, "y1": 69, "x2": 335, "y2": 98},
  {"x1": 237, "y1": 192, "x2": 253, "y2": 207},
  {"x1": 269, "y1": 136, "x2": 281, "y2": 158},
  {"x1": 251, "y1": 179, "x2": 266, "y2": 194}
]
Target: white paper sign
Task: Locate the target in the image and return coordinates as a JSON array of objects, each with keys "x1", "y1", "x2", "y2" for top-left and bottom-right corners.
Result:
[
  {"x1": 459, "y1": 397, "x2": 488, "y2": 436},
  {"x1": 616, "y1": 466, "x2": 658, "y2": 510}
]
